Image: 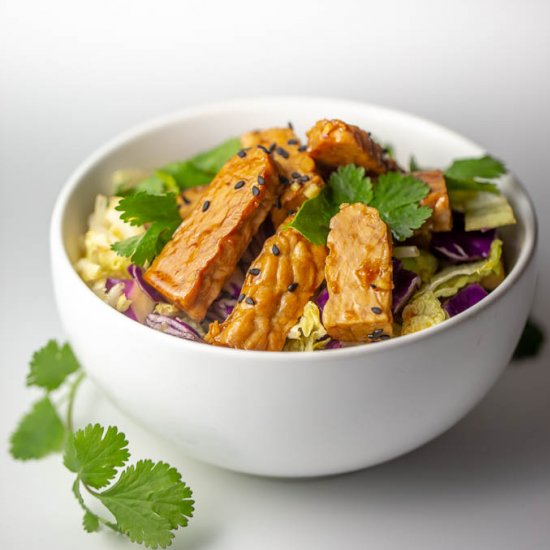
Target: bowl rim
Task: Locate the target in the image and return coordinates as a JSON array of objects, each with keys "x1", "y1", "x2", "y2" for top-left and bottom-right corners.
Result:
[{"x1": 50, "y1": 96, "x2": 538, "y2": 363}]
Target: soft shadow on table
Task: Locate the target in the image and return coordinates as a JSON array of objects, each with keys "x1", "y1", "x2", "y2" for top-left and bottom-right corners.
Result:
[{"x1": 168, "y1": 357, "x2": 549, "y2": 549}]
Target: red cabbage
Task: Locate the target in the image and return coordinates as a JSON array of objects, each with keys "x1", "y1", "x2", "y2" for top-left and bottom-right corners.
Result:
[
  {"x1": 432, "y1": 227, "x2": 496, "y2": 263},
  {"x1": 443, "y1": 283, "x2": 488, "y2": 317},
  {"x1": 325, "y1": 339, "x2": 343, "y2": 349},
  {"x1": 105, "y1": 277, "x2": 155, "y2": 322},
  {"x1": 205, "y1": 269, "x2": 244, "y2": 323},
  {"x1": 392, "y1": 260, "x2": 421, "y2": 316},
  {"x1": 127, "y1": 264, "x2": 166, "y2": 302},
  {"x1": 145, "y1": 313, "x2": 203, "y2": 342},
  {"x1": 316, "y1": 287, "x2": 329, "y2": 313}
]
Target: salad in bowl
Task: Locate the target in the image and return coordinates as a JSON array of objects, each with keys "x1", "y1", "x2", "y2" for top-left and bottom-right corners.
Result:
[{"x1": 75, "y1": 118, "x2": 516, "y2": 352}]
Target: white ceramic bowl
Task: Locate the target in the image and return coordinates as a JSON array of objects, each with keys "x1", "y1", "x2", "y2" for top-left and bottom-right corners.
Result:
[{"x1": 51, "y1": 97, "x2": 537, "y2": 477}]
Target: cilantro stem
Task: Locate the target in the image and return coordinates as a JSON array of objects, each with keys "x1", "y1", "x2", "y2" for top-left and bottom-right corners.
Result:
[
  {"x1": 73, "y1": 478, "x2": 120, "y2": 533},
  {"x1": 66, "y1": 372, "x2": 85, "y2": 434}
]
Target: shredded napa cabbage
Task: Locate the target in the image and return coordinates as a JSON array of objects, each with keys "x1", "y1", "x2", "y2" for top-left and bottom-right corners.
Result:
[
  {"x1": 401, "y1": 250, "x2": 439, "y2": 283},
  {"x1": 75, "y1": 195, "x2": 144, "y2": 293},
  {"x1": 401, "y1": 290, "x2": 447, "y2": 335},
  {"x1": 284, "y1": 302, "x2": 329, "y2": 351},
  {"x1": 422, "y1": 239, "x2": 503, "y2": 299},
  {"x1": 462, "y1": 192, "x2": 516, "y2": 231},
  {"x1": 104, "y1": 282, "x2": 132, "y2": 313}
]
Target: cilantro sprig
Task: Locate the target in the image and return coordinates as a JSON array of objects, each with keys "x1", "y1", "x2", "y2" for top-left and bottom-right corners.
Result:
[
  {"x1": 9, "y1": 340, "x2": 194, "y2": 548},
  {"x1": 288, "y1": 165, "x2": 431, "y2": 244},
  {"x1": 112, "y1": 192, "x2": 182, "y2": 267},
  {"x1": 444, "y1": 154, "x2": 506, "y2": 194}
]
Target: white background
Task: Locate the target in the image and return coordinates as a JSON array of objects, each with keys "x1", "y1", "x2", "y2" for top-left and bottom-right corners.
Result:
[{"x1": 1, "y1": 1, "x2": 549, "y2": 549}]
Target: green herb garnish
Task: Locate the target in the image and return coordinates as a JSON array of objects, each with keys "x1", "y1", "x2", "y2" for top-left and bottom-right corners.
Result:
[
  {"x1": 288, "y1": 165, "x2": 431, "y2": 244},
  {"x1": 112, "y1": 192, "x2": 182, "y2": 266},
  {"x1": 117, "y1": 138, "x2": 241, "y2": 196},
  {"x1": 9, "y1": 340, "x2": 194, "y2": 548},
  {"x1": 445, "y1": 154, "x2": 506, "y2": 194}
]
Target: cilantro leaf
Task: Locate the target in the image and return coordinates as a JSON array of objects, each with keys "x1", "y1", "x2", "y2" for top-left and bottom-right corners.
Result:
[
  {"x1": 114, "y1": 220, "x2": 180, "y2": 267},
  {"x1": 117, "y1": 138, "x2": 241, "y2": 196},
  {"x1": 163, "y1": 137, "x2": 241, "y2": 190},
  {"x1": 83, "y1": 511, "x2": 100, "y2": 533},
  {"x1": 64, "y1": 424, "x2": 130, "y2": 489},
  {"x1": 329, "y1": 164, "x2": 373, "y2": 205},
  {"x1": 288, "y1": 165, "x2": 373, "y2": 244},
  {"x1": 513, "y1": 318, "x2": 545, "y2": 360},
  {"x1": 112, "y1": 192, "x2": 182, "y2": 266},
  {"x1": 26, "y1": 340, "x2": 80, "y2": 391},
  {"x1": 445, "y1": 155, "x2": 506, "y2": 194},
  {"x1": 98, "y1": 459, "x2": 194, "y2": 549},
  {"x1": 370, "y1": 172, "x2": 432, "y2": 240},
  {"x1": 115, "y1": 193, "x2": 180, "y2": 227},
  {"x1": 10, "y1": 397, "x2": 66, "y2": 460}
]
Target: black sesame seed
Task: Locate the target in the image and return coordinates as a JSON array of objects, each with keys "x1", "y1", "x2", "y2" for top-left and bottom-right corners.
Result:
[
  {"x1": 275, "y1": 197, "x2": 282, "y2": 209},
  {"x1": 245, "y1": 296, "x2": 255, "y2": 305},
  {"x1": 238, "y1": 293, "x2": 246, "y2": 303},
  {"x1": 257, "y1": 144, "x2": 270, "y2": 154},
  {"x1": 252, "y1": 185, "x2": 260, "y2": 196},
  {"x1": 249, "y1": 268, "x2": 260, "y2": 276},
  {"x1": 298, "y1": 145, "x2": 307, "y2": 152},
  {"x1": 370, "y1": 284, "x2": 377, "y2": 289},
  {"x1": 379, "y1": 334, "x2": 391, "y2": 340},
  {"x1": 257, "y1": 175, "x2": 265, "y2": 185},
  {"x1": 202, "y1": 200, "x2": 210, "y2": 212},
  {"x1": 286, "y1": 209, "x2": 296, "y2": 216},
  {"x1": 276, "y1": 147, "x2": 289, "y2": 159},
  {"x1": 367, "y1": 333, "x2": 376, "y2": 340},
  {"x1": 279, "y1": 174, "x2": 289, "y2": 185},
  {"x1": 272, "y1": 244, "x2": 280, "y2": 256},
  {"x1": 291, "y1": 171, "x2": 301, "y2": 179},
  {"x1": 234, "y1": 180, "x2": 245, "y2": 189},
  {"x1": 371, "y1": 307, "x2": 382, "y2": 314},
  {"x1": 288, "y1": 121, "x2": 294, "y2": 130},
  {"x1": 269, "y1": 142, "x2": 276, "y2": 153},
  {"x1": 300, "y1": 175, "x2": 310, "y2": 183},
  {"x1": 372, "y1": 328, "x2": 384, "y2": 336},
  {"x1": 237, "y1": 149, "x2": 247, "y2": 158},
  {"x1": 182, "y1": 195, "x2": 191, "y2": 205},
  {"x1": 287, "y1": 282, "x2": 298, "y2": 292},
  {"x1": 288, "y1": 139, "x2": 299, "y2": 145}
]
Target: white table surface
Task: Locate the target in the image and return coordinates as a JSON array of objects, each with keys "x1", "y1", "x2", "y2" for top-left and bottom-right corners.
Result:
[{"x1": 1, "y1": 1, "x2": 549, "y2": 549}]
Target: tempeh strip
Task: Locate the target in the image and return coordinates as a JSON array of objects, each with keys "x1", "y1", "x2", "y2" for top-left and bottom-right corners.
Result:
[
  {"x1": 323, "y1": 203, "x2": 393, "y2": 342},
  {"x1": 177, "y1": 185, "x2": 207, "y2": 218},
  {"x1": 413, "y1": 170, "x2": 452, "y2": 232},
  {"x1": 242, "y1": 127, "x2": 324, "y2": 227},
  {"x1": 144, "y1": 148, "x2": 279, "y2": 321},
  {"x1": 206, "y1": 219, "x2": 327, "y2": 351},
  {"x1": 307, "y1": 119, "x2": 401, "y2": 174}
]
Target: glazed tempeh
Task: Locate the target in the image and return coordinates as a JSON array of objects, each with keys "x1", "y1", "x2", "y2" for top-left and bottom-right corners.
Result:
[
  {"x1": 241, "y1": 127, "x2": 324, "y2": 227},
  {"x1": 413, "y1": 170, "x2": 452, "y2": 232},
  {"x1": 323, "y1": 203, "x2": 393, "y2": 342},
  {"x1": 177, "y1": 185, "x2": 207, "y2": 218},
  {"x1": 307, "y1": 119, "x2": 401, "y2": 174},
  {"x1": 144, "y1": 148, "x2": 279, "y2": 321},
  {"x1": 206, "y1": 220, "x2": 327, "y2": 350}
]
